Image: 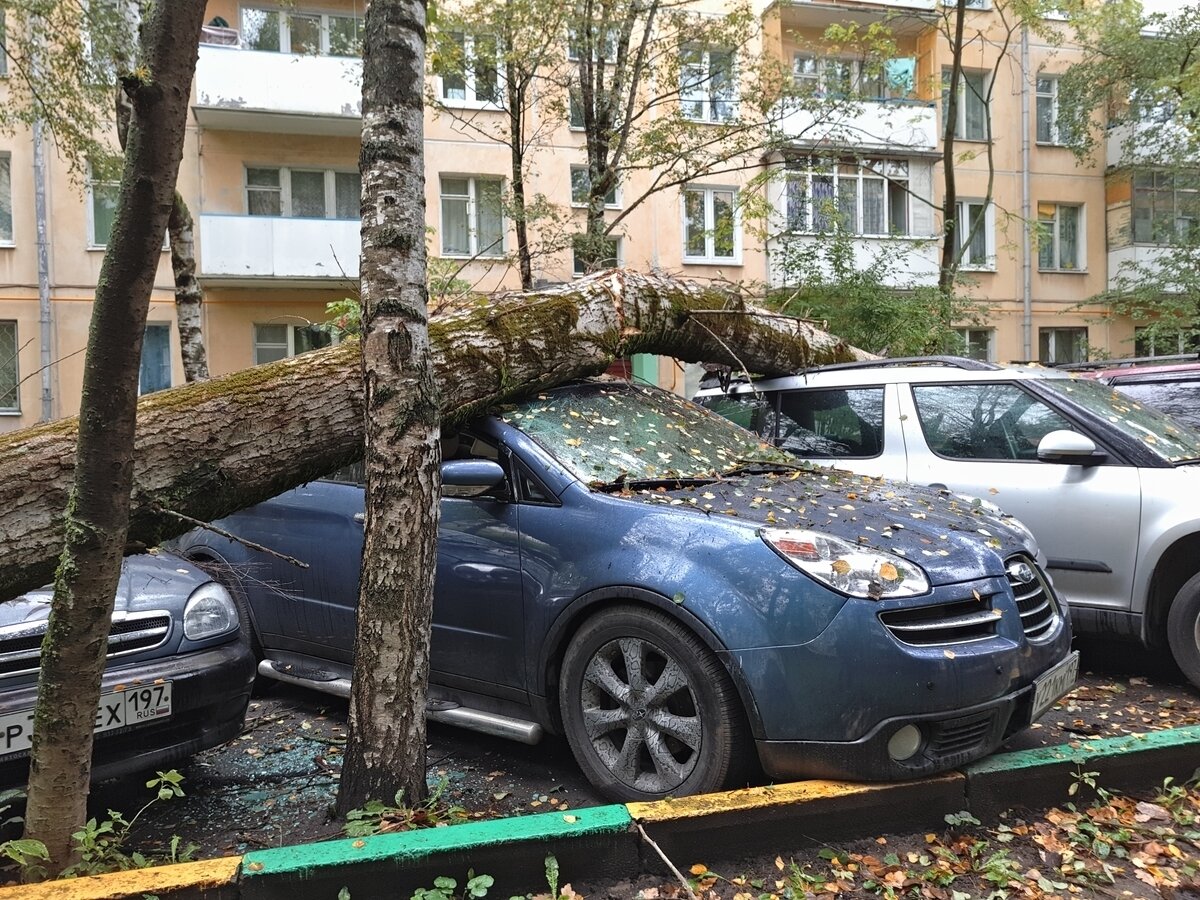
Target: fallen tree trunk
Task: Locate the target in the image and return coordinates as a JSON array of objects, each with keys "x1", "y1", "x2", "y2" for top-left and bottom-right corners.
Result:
[{"x1": 0, "y1": 269, "x2": 870, "y2": 599}]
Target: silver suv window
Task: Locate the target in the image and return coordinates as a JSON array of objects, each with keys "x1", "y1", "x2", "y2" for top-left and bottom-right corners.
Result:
[
  {"x1": 912, "y1": 383, "x2": 1075, "y2": 461},
  {"x1": 777, "y1": 388, "x2": 884, "y2": 458}
]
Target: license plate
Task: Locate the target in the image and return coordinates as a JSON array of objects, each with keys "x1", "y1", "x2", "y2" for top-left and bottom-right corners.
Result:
[
  {"x1": 0, "y1": 682, "x2": 172, "y2": 758},
  {"x1": 1031, "y1": 651, "x2": 1079, "y2": 722}
]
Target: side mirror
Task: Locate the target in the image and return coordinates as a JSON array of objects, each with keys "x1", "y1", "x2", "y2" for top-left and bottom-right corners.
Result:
[
  {"x1": 1036, "y1": 430, "x2": 1106, "y2": 466},
  {"x1": 441, "y1": 459, "x2": 506, "y2": 498}
]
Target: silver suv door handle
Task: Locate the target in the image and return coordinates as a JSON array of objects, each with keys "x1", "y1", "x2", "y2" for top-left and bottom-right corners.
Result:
[
  {"x1": 928, "y1": 483, "x2": 947, "y2": 491},
  {"x1": 353, "y1": 513, "x2": 366, "y2": 525}
]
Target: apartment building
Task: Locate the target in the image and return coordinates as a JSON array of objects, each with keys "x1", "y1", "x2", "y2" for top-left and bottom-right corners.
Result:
[{"x1": 0, "y1": 0, "x2": 1165, "y2": 433}]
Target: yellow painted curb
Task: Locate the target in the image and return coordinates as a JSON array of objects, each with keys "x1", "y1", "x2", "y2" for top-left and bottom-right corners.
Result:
[
  {"x1": 627, "y1": 775, "x2": 964, "y2": 823},
  {"x1": 0, "y1": 856, "x2": 242, "y2": 900}
]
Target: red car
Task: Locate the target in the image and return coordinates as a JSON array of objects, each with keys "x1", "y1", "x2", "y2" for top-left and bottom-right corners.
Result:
[{"x1": 1065, "y1": 356, "x2": 1200, "y2": 431}]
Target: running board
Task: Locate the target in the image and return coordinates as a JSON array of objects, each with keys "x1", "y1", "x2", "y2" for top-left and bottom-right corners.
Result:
[{"x1": 256, "y1": 659, "x2": 543, "y2": 745}]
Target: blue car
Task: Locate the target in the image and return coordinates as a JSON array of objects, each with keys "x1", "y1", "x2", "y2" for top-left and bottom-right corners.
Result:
[{"x1": 178, "y1": 380, "x2": 1075, "y2": 801}]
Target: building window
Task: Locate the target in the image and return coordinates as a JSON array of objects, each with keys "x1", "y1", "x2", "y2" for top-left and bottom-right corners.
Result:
[
  {"x1": 88, "y1": 167, "x2": 120, "y2": 247},
  {"x1": 1039, "y1": 327, "x2": 1087, "y2": 364},
  {"x1": 139, "y1": 323, "x2": 172, "y2": 395},
  {"x1": 955, "y1": 328, "x2": 994, "y2": 362},
  {"x1": 0, "y1": 320, "x2": 17, "y2": 412},
  {"x1": 792, "y1": 54, "x2": 915, "y2": 101},
  {"x1": 0, "y1": 154, "x2": 11, "y2": 244},
  {"x1": 1037, "y1": 203, "x2": 1082, "y2": 271},
  {"x1": 241, "y1": 8, "x2": 362, "y2": 56},
  {"x1": 680, "y1": 45, "x2": 736, "y2": 123},
  {"x1": 245, "y1": 167, "x2": 361, "y2": 220},
  {"x1": 955, "y1": 199, "x2": 992, "y2": 269},
  {"x1": 572, "y1": 235, "x2": 621, "y2": 276},
  {"x1": 785, "y1": 157, "x2": 909, "y2": 236},
  {"x1": 942, "y1": 68, "x2": 989, "y2": 141},
  {"x1": 437, "y1": 32, "x2": 499, "y2": 105},
  {"x1": 570, "y1": 166, "x2": 618, "y2": 208},
  {"x1": 1036, "y1": 76, "x2": 1063, "y2": 145},
  {"x1": 0, "y1": 10, "x2": 7, "y2": 77},
  {"x1": 682, "y1": 185, "x2": 738, "y2": 263},
  {"x1": 253, "y1": 323, "x2": 334, "y2": 365},
  {"x1": 568, "y1": 90, "x2": 585, "y2": 129},
  {"x1": 567, "y1": 27, "x2": 617, "y2": 63},
  {"x1": 440, "y1": 176, "x2": 504, "y2": 258},
  {"x1": 1132, "y1": 171, "x2": 1200, "y2": 245}
]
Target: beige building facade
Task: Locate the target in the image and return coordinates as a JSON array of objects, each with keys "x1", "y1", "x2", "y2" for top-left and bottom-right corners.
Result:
[{"x1": 0, "y1": 0, "x2": 1161, "y2": 433}]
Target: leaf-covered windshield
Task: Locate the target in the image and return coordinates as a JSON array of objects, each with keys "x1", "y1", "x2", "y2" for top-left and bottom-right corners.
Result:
[
  {"x1": 503, "y1": 382, "x2": 786, "y2": 485},
  {"x1": 1046, "y1": 377, "x2": 1200, "y2": 463}
]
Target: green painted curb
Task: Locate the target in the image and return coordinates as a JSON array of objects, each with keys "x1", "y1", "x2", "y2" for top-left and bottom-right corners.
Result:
[
  {"x1": 241, "y1": 804, "x2": 631, "y2": 878},
  {"x1": 966, "y1": 723, "x2": 1200, "y2": 774}
]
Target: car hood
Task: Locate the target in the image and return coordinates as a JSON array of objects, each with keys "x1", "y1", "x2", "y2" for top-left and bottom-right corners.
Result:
[
  {"x1": 0, "y1": 551, "x2": 208, "y2": 630},
  {"x1": 620, "y1": 468, "x2": 1037, "y2": 585}
]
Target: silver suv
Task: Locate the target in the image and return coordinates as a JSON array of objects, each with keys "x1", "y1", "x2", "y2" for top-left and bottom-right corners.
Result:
[{"x1": 695, "y1": 358, "x2": 1200, "y2": 688}]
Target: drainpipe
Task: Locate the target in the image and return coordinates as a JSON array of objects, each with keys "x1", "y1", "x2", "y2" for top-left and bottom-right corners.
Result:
[
  {"x1": 1020, "y1": 24, "x2": 1033, "y2": 361},
  {"x1": 33, "y1": 116, "x2": 52, "y2": 422}
]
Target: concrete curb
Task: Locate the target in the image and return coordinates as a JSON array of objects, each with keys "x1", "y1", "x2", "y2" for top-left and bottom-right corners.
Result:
[{"x1": 7, "y1": 725, "x2": 1200, "y2": 900}]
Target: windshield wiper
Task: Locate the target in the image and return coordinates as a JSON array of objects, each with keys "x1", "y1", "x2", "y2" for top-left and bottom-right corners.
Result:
[
  {"x1": 593, "y1": 475, "x2": 718, "y2": 494},
  {"x1": 720, "y1": 459, "x2": 809, "y2": 479}
]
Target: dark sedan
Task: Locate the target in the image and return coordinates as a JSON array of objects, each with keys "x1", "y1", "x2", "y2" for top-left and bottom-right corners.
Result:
[{"x1": 178, "y1": 380, "x2": 1075, "y2": 801}]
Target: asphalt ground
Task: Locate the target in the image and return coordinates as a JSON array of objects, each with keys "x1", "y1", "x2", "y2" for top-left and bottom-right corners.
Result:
[{"x1": 101, "y1": 635, "x2": 1200, "y2": 864}]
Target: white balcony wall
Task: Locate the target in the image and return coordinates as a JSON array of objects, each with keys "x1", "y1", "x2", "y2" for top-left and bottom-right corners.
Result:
[
  {"x1": 775, "y1": 100, "x2": 939, "y2": 153},
  {"x1": 1106, "y1": 119, "x2": 1196, "y2": 169},
  {"x1": 194, "y1": 45, "x2": 362, "y2": 134},
  {"x1": 199, "y1": 215, "x2": 360, "y2": 282},
  {"x1": 767, "y1": 235, "x2": 941, "y2": 289},
  {"x1": 1107, "y1": 245, "x2": 1176, "y2": 292}
]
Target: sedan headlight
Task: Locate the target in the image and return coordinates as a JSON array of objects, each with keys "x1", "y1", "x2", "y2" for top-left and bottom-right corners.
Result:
[
  {"x1": 183, "y1": 582, "x2": 239, "y2": 641},
  {"x1": 762, "y1": 528, "x2": 930, "y2": 599}
]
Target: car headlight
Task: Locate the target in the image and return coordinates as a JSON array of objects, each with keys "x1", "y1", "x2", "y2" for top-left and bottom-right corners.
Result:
[
  {"x1": 762, "y1": 528, "x2": 930, "y2": 599},
  {"x1": 183, "y1": 582, "x2": 239, "y2": 641}
]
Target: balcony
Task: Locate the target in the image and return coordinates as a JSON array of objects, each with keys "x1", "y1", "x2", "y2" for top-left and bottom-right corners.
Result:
[
  {"x1": 1107, "y1": 245, "x2": 1176, "y2": 292},
  {"x1": 777, "y1": 0, "x2": 937, "y2": 36},
  {"x1": 767, "y1": 234, "x2": 941, "y2": 289},
  {"x1": 193, "y1": 44, "x2": 362, "y2": 136},
  {"x1": 774, "y1": 99, "x2": 939, "y2": 153},
  {"x1": 198, "y1": 215, "x2": 360, "y2": 285}
]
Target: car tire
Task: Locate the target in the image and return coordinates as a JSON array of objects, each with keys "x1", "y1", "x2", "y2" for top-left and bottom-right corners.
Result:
[
  {"x1": 1168, "y1": 572, "x2": 1200, "y2": 689},
  {"x1": 558, "y1": 605, "x2": 751, "y2": 802}
]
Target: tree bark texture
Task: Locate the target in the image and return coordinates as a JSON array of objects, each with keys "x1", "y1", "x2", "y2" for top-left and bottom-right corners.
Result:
[
  {"x1": 168, "y1": 192, "x2": 209, "y2": 382},
  {"x1": 0, "y1": 270, "x2": 870, "y2": 605},
  {"x1": 335, "y1": 0, "x2": 441, "y2": 813},
  {"x1": 21, "y1": 0, "x2": 207, "y2": 874}
]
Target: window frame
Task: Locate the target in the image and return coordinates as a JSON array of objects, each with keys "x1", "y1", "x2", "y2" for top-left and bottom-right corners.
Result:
[
  {"x1": 138, "y1": 322, "x2": 173, "y2": 396},
  {"x1": 0, "y1": 152, "x2": 12, "y2": 246},
  {"x1": 569, "y1": 165, "x2": 620, "y2": 209},
  {"x1": 955, "y1": 327, "x2": 995, "y2": 362},
  {"x1": 439, "y1": 174, "x2": 506, "y2": 259},
  {"x1": 86, "y1": 165, "x2": 121, "y2": 249},
  {"x1": 942, "y1": 67, "x2": 990, "y2": 142},
  {"x1": 252, "y1": 322, "x2": 339, "y2": 366},
  {"x1": 791, "y1": 53, "x2": 915, "y2": 102},
  {"x1": 1038, "y1": 326, "x2": 1088, "y2": 365},
  {"x1": 681, "y1": 184, "x2": 741, "y2": 265},
  {"x1": 1037, "y1": 202, "x2": 1084, "y2": 272},
  {"x1": 0, "y1": 319, "x2": 19, "y2": 414},
  {"x1": 955, "y1": 198, "x2": 994, "y2": 270},
  {"x1": 1035, "y1": 75, "x2": 1063, "y2": 146},
  {"x1": 0, "y1": 10, "x2": 8, "y2": 78},
  {"x1": 436, "y1": 31, "x2": 501, "y2": 109},
  {"x1": 571, "y1": 235, "x2": 622, "y2": 277},
  {"x1": 1131, "y1": 170, "x2": 1200, "y2": 246},
  {"x1": 240, "y1": 7, "x2": 363, "y2": 57},
  {"x1": 784, "y1": 156, "x2": 910, "y2": 236},
  {"x1": 243, "y1": 165, "x2": 362, "y2": 220},
  {"x1": 679, "y1": 44, "x2": 737, "y2": 124}
]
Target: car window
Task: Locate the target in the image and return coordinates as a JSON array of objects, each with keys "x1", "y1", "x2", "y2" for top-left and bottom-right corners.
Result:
[
  {"x1": 913, "y1": 383, "x2": 1076, "y2": 461},
  {"x1": 776, "y1": 388, "x2": 884, "y2": 458},
  {"x1": 325, "y1": 460, "x2": 365, "y2": 484},
  {"x1": 1044, "y1": 378, "x2": 1200, "y2": 463},
  {"x1": 1112, "y1": 380, "x2": 1200, "y2": 431},
  {"x1": 693, "y1": 392, "x2": 773, "y2": 441}
]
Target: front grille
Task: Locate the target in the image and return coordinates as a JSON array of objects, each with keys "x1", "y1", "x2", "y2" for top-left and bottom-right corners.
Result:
[
  {"x1": 1004, "y1": 555, "x2": 1059, "y2": 640},
  {"x1": 928, "y1": 709, "x2": 996, "y2": 756},
  {"x1": 879, "y1": 596, "x2": 1000, "y2": 646},
  {"x1": 0, "y1": 613, "x2": 172, "y2": 678}
]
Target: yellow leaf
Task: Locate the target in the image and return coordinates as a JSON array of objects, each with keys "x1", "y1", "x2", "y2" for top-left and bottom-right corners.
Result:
[
  {"x1": 690, "y1": 864, "x2": 708, "y2": 875},
  {"x1": 879, "y1": 562, "x2": 899, "y2": 582},
  {"x1": 775, "y1": 856, "x2": 785, "y2": 871},
  {"x1": 831, "y1": 559, "x2": 851, "y2": 575},
  {"x1": 943, "y1": 649, "x2": 956, "y2": 659}
]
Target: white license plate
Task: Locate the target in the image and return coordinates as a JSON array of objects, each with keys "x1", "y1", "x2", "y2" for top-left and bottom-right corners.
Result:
[
  {"x1": 0, "y1": 682, "x2": 172, "y2": 758},
  {"x1": 1031, "y1": 651, "x2": 1079, "y2": 722}
]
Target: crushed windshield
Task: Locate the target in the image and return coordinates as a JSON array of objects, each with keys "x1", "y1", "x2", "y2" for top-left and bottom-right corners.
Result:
[
  {"x1": 502, "y1": 382, "x2": 786, "y2": 485},
  {"x1": 1047, "y1": 377, "x2": 1200, "y2": 463}
]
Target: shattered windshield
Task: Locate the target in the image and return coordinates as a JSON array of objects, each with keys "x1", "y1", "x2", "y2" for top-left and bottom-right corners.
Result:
[
  {"x1": 503, "y1": 382, "x2": 786, "y2": 486},
  {"x1": 1046, "y1": 377, "x2": 1200, "y2": 463}
]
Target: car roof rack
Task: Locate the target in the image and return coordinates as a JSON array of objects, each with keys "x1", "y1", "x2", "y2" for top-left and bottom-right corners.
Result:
[
  {"x1": 797, "y1": 355, "x2": 1002, "y2": 374},
  {"x1": 1056, "y1": 353, "x2": 1200, "y2": 372}
]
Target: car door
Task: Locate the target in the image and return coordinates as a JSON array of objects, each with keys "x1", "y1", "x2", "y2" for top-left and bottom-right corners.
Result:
[
  {"x1": 897, "y1": 380, "x2": 1141, "y2": 613},
  {"x1": 761, "y1": 383, "x2": 908, "y2": 480}
]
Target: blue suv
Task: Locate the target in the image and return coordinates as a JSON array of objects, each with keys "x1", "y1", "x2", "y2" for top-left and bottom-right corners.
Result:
[{"x1": 179, "y1": 380, "x2": 1075, "y2": 801}]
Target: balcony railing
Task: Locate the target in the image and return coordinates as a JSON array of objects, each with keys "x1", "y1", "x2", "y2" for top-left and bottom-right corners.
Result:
[
  {"x1": 1107, "y1": 245, "x2": 1175, "y2": 292},
  {"x1": 198, "y1": 214, "x2": 360, "y2": 283},
  {"x1": 193, "y1": 44, "x2": 362, "y2": 134},
  {"x1": 774, "y1": 99, "x2": 939, "y2": 153},
  {"x1": 767, "y1": 234, "x2": 941, "y2": 289}
]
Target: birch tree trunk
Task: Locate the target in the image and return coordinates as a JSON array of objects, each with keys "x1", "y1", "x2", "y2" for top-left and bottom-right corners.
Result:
[
  {"x1": 168, "y1": 192, "x2": 209, "y2": 382},
  {"x1": 0, "y1": 271, "x2": 870, "y2": 603},
  {"x1": 21, "y1": 0, "x2": 208, "y2": 875},
  {"x1": 335, "y1": 0, "x2": 441, "y2": 812}
]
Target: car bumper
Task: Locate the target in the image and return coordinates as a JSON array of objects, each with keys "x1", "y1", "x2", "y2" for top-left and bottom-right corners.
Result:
[
  {"x1": 0, "y1": 639, "x2": 255, "y2": 786},
  {"x1": 755, "y1": 676, "x2": 1049, "y2": 782}
]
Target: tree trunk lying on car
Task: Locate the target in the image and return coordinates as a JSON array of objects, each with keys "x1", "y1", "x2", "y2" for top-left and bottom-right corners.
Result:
[{"x1": 0, "y1": 268, "x2": 870, "y2": 600}]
